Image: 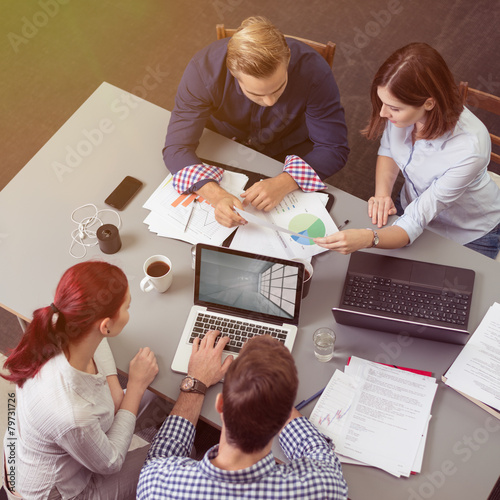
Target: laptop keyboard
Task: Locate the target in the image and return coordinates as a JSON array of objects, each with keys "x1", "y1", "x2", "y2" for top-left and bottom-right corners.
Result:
[
  {"x1": 342, "y1": 275, "x2": 470, "y2": 326},
  {"x1": 189, "y1": 312, "x2": 289, "y2": 353}
]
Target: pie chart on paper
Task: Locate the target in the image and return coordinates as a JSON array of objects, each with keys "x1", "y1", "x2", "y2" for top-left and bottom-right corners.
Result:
[{"x1": 289, "y1": 214, "x2": 326, "y2": 246}]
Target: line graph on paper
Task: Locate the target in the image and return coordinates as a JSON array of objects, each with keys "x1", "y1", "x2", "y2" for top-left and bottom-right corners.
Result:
[
  {"x1": 309, "y1": 370, "x2": 357, "y2": 441},
  {"x1": 316, "y1": 404, "x2": 352, "y2": 428}
]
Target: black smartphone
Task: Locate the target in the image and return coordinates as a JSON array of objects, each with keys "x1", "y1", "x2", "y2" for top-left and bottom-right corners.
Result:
[{"x1": 105, "y1": 176, "x2": 143, "y2": 210}]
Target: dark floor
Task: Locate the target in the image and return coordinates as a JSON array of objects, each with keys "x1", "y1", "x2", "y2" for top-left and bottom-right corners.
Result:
[{"x1": 1, "y1": 1, "x2": 499, "y2": 498}]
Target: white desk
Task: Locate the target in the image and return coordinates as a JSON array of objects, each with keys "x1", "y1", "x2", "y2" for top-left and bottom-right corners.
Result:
[{"x1": 1, "y1": 83, "x2": 499, "y2": 500}]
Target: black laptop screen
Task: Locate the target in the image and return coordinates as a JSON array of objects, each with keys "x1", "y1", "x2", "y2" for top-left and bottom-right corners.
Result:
[{"x1": 194, "y1": 244, "x2": 304, "y2": 324}]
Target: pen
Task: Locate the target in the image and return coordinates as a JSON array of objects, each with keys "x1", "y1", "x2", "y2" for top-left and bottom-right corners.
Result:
[
  {"x1": 295, "y1": 387, "x2": 325, "y2": 411},
  {"x1": 184, "y1": 199, "x2": 197, "y2": 232},
  {"x1": 338, "y1": 219, "x2": 350, "y2": 230}
]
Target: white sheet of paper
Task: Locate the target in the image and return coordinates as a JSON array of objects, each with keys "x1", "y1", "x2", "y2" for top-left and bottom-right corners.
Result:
[
  {"x1": 234, "y1": 208, "x2": 315, "y2": 240},
  {"x1": 336, "y1": 416, "x2": 430, "y2": 474},
  {"x1": 444, "y1": 302, "x2": 500, "y2": 411},
  {"x1": 310, "y1": 357, "x2": 437, "y2": 477},
  {"x1": 230, "y1": 190, "x2": 338, "y2": 260},
  {"x1": 142, "y1": 172, "x2": 246, "y2": 245}
]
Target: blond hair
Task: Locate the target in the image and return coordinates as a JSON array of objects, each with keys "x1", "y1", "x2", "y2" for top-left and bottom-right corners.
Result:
[{"x1": 226, "y1": 16, "x2": 290, "y2": 78}]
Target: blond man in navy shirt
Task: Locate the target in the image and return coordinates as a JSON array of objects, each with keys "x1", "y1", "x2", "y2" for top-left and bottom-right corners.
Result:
[{"x1": 164, "y1": 16, "x2": 349, "y2": 227}]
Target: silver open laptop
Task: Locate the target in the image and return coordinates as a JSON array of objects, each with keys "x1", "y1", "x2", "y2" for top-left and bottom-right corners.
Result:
[{"x1": 171, "y1": 243, "x2": 304, "y2": 374}]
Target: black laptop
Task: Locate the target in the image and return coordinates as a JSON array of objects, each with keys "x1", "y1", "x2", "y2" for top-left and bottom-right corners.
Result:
[{"x1": 332, "y1": 252, "x2": 475, "y2": 345}]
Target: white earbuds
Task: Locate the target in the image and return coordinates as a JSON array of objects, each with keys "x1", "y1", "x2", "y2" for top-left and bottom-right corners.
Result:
[{"x1": 69, "y1": 204, "x2": 121, "y2": 258}]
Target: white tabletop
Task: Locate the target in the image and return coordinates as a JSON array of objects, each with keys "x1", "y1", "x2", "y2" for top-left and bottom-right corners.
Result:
[{"x1": 1, "y1": 82, "x2": 499, "y2": 500}]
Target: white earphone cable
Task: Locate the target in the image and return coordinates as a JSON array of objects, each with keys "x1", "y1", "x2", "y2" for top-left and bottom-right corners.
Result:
[{"x1": 69, "y1": 204, "x2": 121, "y2": 258}]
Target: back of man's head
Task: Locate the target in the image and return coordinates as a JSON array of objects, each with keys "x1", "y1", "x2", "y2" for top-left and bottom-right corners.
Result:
[
  {"x1": 221, "y1": 335, "x2": 298, "y2": 453},
  {"x1": 226, "y1": 16, "x2": 291, "y2": 78}
]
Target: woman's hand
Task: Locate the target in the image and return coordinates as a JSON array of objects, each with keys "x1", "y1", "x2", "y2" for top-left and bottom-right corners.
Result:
[
  {"x1": 314, "y1": 229, "x2": 373, "y2": 254},
  {"x1": 128, "y1": 347, "x2": 159, "y2": 392},
  {"x1": 368, "y1": 196, "x2": 397, "y2": 227}
]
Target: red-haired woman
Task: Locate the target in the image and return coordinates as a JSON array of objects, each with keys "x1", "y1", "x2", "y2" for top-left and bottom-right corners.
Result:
[
  {"x1": 1, "y1": 261, "x2": 158, "y2": 499},
  {"x1": 315, "y1": 43, "x2": 500, "y2": 258}
]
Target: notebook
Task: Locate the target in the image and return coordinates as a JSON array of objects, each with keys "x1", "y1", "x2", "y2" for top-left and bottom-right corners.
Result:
[
  {"x1": 171, "y1": 243, "x2": 305, "y2": 374},
  {"x1": 332, "y1": 251, "x2": 475, "y2": 345}
]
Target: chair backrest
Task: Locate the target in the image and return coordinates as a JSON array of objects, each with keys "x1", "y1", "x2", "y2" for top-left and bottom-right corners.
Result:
[
  {"x1": 216, "y1": 24, "x2": 336, "y2": 69},
  {"x1": 459, "y1": 81, "x2": 500, "y2": 166}
]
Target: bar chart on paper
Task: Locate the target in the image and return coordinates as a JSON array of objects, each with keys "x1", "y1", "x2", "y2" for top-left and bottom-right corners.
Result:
[
  {"x1": 289, "y1": 214, "x2": 326, "y2": 246},
  {"x1": 142, "y1": 172, "x2": 248, "y2": 245}
]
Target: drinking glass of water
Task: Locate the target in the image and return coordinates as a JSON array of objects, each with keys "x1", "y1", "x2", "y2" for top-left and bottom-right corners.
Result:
[{"x1": 313, "y1": 327, "x2": 336, "y2": 362}]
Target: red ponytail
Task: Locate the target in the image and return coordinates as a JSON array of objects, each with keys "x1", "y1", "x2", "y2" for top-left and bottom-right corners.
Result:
[{"x1": 2, "y1": 261, "x2": 128, "y2": 387}]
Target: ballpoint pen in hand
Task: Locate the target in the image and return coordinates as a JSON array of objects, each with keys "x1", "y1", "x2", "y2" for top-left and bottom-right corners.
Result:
[{"x1": 184, "y1": 199, "x2": 197, "y2": 232}]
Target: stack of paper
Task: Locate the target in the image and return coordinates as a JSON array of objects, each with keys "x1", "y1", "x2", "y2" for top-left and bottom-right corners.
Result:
[
  {"x1": 143, "y1": 171, "x2": 248, "y2": 245},
  {"x1": 309, "y1": 357, "x2": 437, "y2": 477},
  {"x1": 143, "y1": 170, "x2": 339, "y2": 259},
  {"x1": 443, "y1": 302, "x2": 500, "y2": 418}
]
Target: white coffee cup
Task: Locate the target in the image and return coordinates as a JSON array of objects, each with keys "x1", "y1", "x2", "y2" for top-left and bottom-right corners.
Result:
[{"x1": 140, "y1": 255, "x2": 173, "y2": 293}]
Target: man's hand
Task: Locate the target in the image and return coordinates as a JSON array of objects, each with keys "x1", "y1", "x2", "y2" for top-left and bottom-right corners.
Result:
[
  {"x1": 368, "y1": 195, "x2": 397, "y2": 227},
  {"x1": 196, "y1": 182, "x2": 247, "y2": 228},
  {"x1": 188, "y1": 330, "x2": 233, "y2": 387},
  {"x1": 241, "y1": 172, "x2": 298, "y2": 211},
  {"x1": 214, "y1": 195, "x2": 247, "y2": 228}
]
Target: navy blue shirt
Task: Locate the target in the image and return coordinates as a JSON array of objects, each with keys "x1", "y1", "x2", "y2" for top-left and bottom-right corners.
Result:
[{"x1": 163, "y1": 38, "x2": 349, "y2": 182}]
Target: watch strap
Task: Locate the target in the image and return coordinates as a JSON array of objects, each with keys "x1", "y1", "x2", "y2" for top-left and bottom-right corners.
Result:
[{"x1": 366, "y1": 228, "x2": 379, "y2": 248}]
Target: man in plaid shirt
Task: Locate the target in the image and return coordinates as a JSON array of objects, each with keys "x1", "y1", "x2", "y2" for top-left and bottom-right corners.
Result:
[
  {"x1": 163, "y1": 16, "x2": 349, "y2": 228},
  {"x1": 137, "y1": 333, "x2": 348, "y2": 499}
]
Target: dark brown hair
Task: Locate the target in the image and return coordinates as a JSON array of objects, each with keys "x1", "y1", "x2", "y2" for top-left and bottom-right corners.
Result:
[
  {"x1": 2, "y1": 261, "x2": 128, "y2": 387},
  {"x1": 222, "y1": 335, "x2": 298, "y2": 453},
  {"x1": 363, "y1": 43, "x2": 463, "y2": 140}
]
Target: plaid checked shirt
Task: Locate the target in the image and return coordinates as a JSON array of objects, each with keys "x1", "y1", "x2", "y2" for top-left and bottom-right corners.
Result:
[
  {"x1": 137, "y1": 415, "x2": 348, "y2": 500},
  {"x1": 172, "y1": 155, "x2": 326, "y2": 194}
]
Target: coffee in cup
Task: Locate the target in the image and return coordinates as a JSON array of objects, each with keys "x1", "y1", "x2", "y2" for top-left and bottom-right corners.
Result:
[{"x1": 140, "y1": 255, "x2": 173, "y2": 293}]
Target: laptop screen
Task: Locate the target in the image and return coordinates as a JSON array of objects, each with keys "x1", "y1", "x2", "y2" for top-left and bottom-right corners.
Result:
[{"x1": 194, "y1": 244, "x2": 304, "y2": 325}]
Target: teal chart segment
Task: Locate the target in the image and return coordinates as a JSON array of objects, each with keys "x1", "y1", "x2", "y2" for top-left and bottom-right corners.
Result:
[{"x1": 289, "y1": 214, "x2": 326, "y2": 246}]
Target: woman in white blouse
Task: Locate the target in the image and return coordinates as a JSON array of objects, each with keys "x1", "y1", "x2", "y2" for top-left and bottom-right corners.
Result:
[
  {"x1": 2, "y1": 261, "x2": 158, "y2": 499},
  {"x1": 314, "y1": 43, "x2": 500, "y2": 259}
]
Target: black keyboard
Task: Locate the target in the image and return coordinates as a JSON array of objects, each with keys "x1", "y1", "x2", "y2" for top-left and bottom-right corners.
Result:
[
  {"x1": 189, "y1": 312, "x2": 288, "y2": 353},
  {"x1": 342, "y1": 275, "x2": 471, "y2": 326}
]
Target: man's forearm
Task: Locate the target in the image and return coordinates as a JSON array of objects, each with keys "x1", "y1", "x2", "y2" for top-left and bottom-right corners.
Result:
[{"x1": 170, "y1": 392, "x2": 206, "y2": 427}]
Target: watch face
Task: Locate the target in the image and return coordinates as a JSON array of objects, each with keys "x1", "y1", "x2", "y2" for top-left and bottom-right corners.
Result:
[{"x1": 181, "y1": 377, "x2": 195, "y2": 391}]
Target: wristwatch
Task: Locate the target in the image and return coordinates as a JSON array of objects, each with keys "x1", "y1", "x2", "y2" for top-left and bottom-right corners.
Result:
[
  {"x1": 366, "y1": 228, "x2": 380, "y2": 248},
  {"x1": 180, "y1": 375, "x2": 207, "y2": 395}
]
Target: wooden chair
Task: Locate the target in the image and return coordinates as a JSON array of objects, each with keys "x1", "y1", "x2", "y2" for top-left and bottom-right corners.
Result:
[
  {"x1": 459, "y1": 82, "x2": 500, "y2": 166},
  {"x1": 460, "y1": 82, "x2": 500, "y2": 262},
  {"x1": 216, "y1": 24, "x2": 336, "y2": 69}
]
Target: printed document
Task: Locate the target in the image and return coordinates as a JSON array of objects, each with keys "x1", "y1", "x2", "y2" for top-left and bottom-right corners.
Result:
[
  {"x1": 444, "y1": 302, "x2": 500, "y2": 411},
  {"x1": 230, "y1": 190, "x2": 337, "y2": 260},
  {"x1": 142, "y1": 171, "x2": 247, "y2": 245},
  {"x1": 310, "y1": 357, "x2": 437, "y2": 477}
]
